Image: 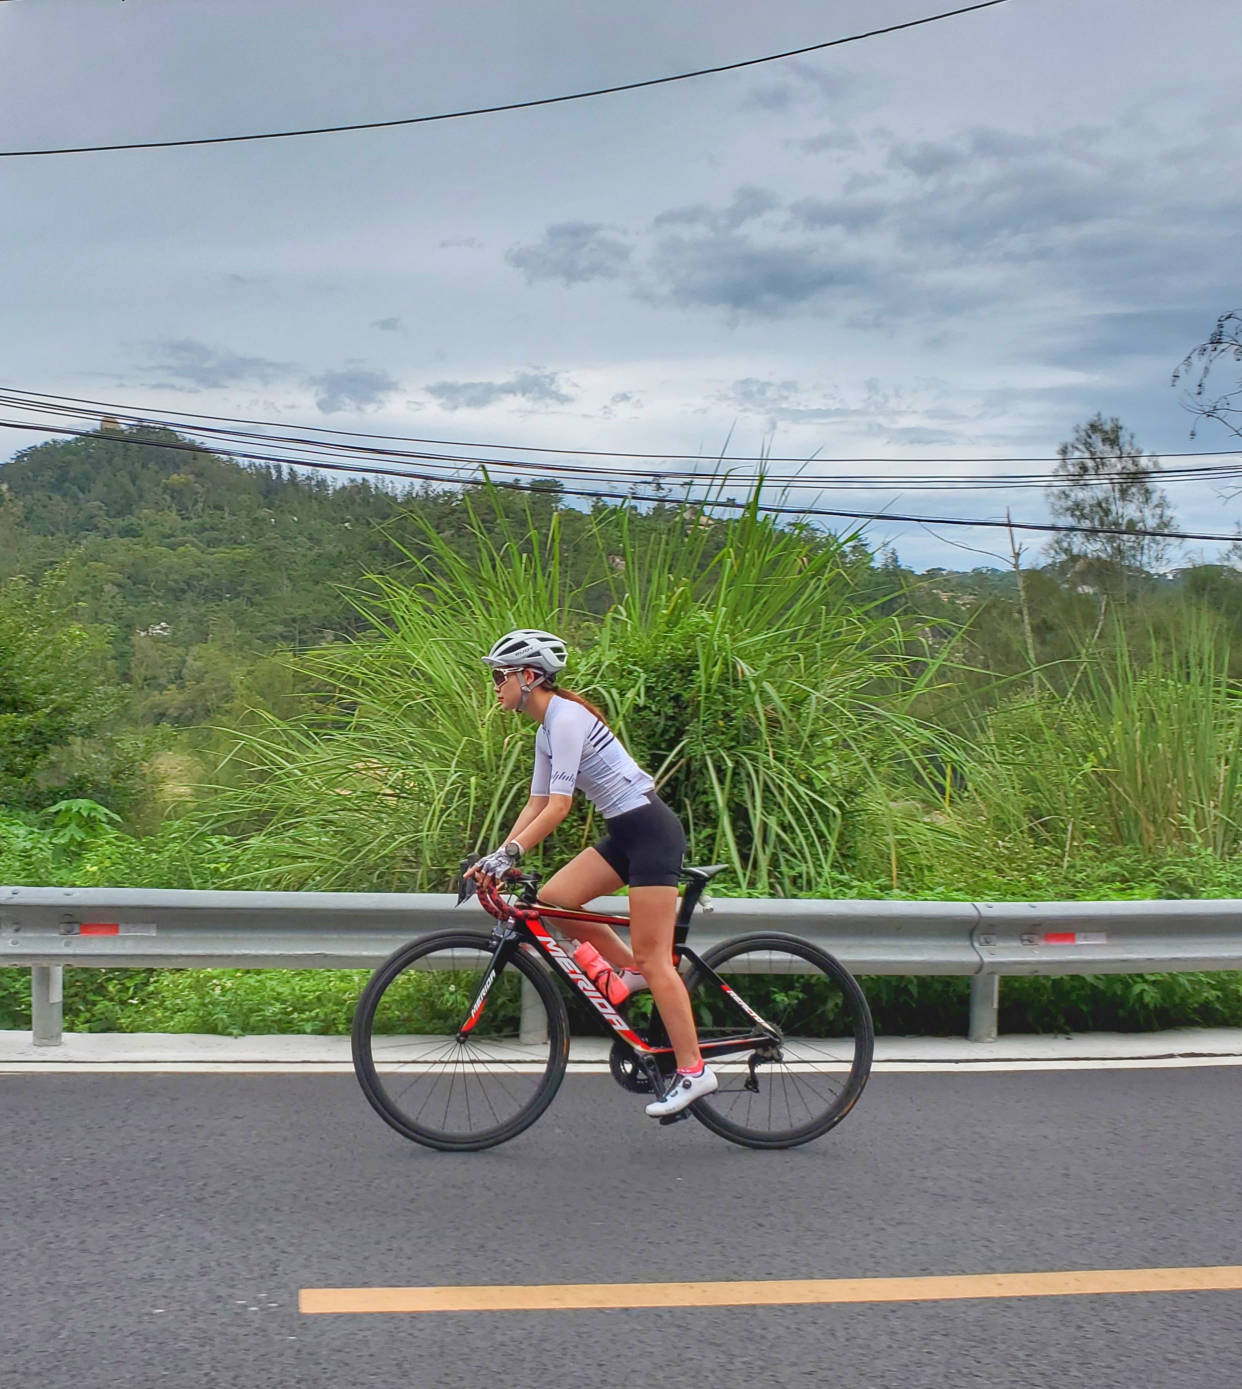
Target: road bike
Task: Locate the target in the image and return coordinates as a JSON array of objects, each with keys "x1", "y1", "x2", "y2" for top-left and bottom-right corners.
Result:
[{"x1": 351, "y1": 864, "x2": 874, "y2": 1152}]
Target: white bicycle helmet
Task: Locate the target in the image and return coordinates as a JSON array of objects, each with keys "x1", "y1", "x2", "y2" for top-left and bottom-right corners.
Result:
[{"x1": 482, "y1": 629, "x2": 568, "y2": 678}]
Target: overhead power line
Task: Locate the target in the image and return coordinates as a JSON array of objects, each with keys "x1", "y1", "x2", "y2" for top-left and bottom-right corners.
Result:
[
  {"x1": 3, "y1": 392, "x2": 1242, "y2": 499},
  {"x1": 0, "y1": 1, "x2": 1010, "y2": 158},
  {"x1": 0, "y1": 411, "x2": 1233, "y2": 545},
  {"x1": 3, "y1": 387, "x2": 1239, "y2": 487}
]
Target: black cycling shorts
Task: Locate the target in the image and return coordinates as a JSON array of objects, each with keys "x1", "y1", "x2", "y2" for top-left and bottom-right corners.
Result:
[{"x1": 592, "y1": 793, "x2": 687, "y2": 888}]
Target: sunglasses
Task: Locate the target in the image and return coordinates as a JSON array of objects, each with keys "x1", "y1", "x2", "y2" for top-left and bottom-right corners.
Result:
[{"x1": 491, "y1": 667, "x2": 523, "y2": 687}]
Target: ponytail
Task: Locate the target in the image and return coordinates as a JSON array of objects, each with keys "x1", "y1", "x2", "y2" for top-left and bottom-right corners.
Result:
[{"x1": 552, "y1": 687, "x2": 609, "y2": 723}]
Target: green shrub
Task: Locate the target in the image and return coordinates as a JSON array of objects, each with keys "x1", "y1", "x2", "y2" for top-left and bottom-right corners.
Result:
[{"x1": 2, "y1": 962, "x2": 1237, "y2": 1039}]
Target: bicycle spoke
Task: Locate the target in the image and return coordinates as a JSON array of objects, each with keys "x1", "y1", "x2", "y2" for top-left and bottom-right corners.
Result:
[
  {"x1": 387, "y1": 1041, "x2": 459, "y2": 1103},
  {"x1": 459, "y1": 1039, "x2": 528, "y2": 1111}
]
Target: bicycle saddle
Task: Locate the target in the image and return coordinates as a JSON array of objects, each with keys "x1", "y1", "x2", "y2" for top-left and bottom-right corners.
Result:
[{"x1": 680, "y1": 864, "x2": 729, "y2": 883}]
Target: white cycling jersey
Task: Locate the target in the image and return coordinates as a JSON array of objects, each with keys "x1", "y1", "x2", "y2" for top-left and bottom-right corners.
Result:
[{"x1": 530, "y1": 695, "x2": 654, "y2": 819}]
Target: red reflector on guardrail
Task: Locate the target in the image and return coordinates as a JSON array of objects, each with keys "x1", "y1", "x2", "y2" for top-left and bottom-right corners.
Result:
[
  {"x1": 79, "y1": 923, "x2": 120, "y2": 936},
  {"x1": 1043, "y1": 931, "x2": 1108, "y2": 945}
]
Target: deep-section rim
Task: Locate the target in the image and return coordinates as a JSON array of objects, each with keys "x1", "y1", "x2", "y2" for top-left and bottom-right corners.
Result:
[
  {"x1": 351, "y1": 928, "x2": 569, "y2": 1152},
  {"x1": 684, "y1": 931, "x2": 874, "y2": 1149}
]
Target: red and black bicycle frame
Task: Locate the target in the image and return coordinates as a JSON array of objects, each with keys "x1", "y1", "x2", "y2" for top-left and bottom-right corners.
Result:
[{"x1": 467, "y1": 875, "x2": 781, "y2": 1073}]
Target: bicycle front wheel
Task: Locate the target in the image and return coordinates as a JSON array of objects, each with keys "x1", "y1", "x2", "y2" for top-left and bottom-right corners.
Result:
[
  {"x1": 684, "y1": 932, "x2": 873, "y2": 1149},
  {"x1": 351, "y1": 929, "x2": 569, "y2": 1152}
]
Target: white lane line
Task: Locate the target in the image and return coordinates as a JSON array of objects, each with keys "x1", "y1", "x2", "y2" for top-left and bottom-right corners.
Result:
[{"x1": 2, "y1": 1056, "x2": 1242, "y2": 1075}]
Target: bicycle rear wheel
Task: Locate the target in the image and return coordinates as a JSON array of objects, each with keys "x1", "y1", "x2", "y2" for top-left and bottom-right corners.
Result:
[
  {"x1": 352, "y1": 929, "x2": 569, "y2": 1152},
  {"x1": 683, "y1": 931, "x2": 873, "y2": 1149}
]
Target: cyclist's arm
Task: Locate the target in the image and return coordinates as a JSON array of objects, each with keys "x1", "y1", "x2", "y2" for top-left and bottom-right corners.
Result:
[
  {"x1": 469, "y1": 792, "x2": 572, "y2": 882},
  {"x1": 505, "y1": 795, "x2": 549, "y2": 846},
  {"x1": 508, "y1": 792, "x2": 573, "y2": 856}
]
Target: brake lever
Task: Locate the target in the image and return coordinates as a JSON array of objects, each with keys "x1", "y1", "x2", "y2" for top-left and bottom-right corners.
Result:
[{"x1": 455, "y1": 854, "x2": 483, "y2": 906}]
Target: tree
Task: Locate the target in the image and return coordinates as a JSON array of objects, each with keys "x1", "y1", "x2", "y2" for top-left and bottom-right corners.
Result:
[
  {"x1": 0, "y1": 573, "x2": 125, "y2": 807},
  {"x1": 1172, "y1": 309, "x2": 1242, "y2": 441},
  {"x1": 1047, "y1": 414, "x2": 1178, "y2": 584}
]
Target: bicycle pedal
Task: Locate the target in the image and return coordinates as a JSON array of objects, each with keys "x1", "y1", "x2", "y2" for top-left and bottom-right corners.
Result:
[{"x1": 658, "y1": 1110, "x2": 690, "y2": 1126}]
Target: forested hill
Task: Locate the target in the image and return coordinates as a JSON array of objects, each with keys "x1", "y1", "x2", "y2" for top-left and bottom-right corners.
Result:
[
  {"x1": 0, "y1": 425, "x2": 417, "y2": 655},
  {"x1": 0, "y1": 425, "x2": 478, "y2": 810}
]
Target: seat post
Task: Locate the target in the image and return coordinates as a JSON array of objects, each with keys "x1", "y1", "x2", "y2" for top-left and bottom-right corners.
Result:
[
  {"x1": 675, "y1": 877, "x2": 707, "y2": 937},
  {"x1": 675, "y1": 864, "x2": 727, "y2": 942}
]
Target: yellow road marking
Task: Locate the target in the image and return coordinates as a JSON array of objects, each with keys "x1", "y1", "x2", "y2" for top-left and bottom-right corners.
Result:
[{"x1": 299, "y1": 1265, "x2": 1242, "y2": 1314}]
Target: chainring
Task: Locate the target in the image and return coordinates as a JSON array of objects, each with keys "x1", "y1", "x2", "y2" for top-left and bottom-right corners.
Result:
[{"x1": 609, "y1": 1039, "x2": 656, "y2": 1093}]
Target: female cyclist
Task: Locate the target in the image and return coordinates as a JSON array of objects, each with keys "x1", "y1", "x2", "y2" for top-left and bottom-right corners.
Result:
[{"x1": 464, "y1": 628, "x2": 718, "y2": 1118}]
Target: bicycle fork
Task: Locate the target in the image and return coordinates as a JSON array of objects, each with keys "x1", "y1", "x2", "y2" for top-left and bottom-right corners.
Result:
[{"x1": 456, "y1": 928, "x2": 521, "y2": 1039}]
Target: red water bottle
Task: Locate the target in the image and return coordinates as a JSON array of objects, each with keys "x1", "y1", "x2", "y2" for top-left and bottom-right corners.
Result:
[{"x1": 572, "y1": 941, "x2": 632, "y2": 1006}]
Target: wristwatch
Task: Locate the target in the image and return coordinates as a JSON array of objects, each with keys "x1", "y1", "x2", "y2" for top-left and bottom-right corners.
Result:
[{"x1": 504, "y1": 840, "x2": 525, "y2": 861}]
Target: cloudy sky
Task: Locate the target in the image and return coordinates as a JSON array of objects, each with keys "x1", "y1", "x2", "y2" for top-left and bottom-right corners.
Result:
[{"x1": 2, "y1": 0, "x2": 1239, "y2": 568}]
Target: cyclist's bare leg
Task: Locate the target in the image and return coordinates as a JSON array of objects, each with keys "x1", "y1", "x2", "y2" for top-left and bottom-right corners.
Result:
[
  {"x1": 629, "y1": 885, "x2": 702, "y2": 1071},
  {"x1": 540, "y1": 848, "x2": 634, "y2": 969}
]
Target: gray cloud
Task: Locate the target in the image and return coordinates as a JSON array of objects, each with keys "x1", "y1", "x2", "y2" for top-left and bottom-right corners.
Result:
[
  {"x1": 788, "y1": 195, "x2": 886, "y2": 233},
  {"x1": 746, "y1": 61, "x2": 865, "y2": 114},
  {"x1": 1040, "y1": 307, "x2": 1219, "y2": 373},
  {"x1": 882, "y1": 426, "x2": 957, "y2": 445},
  {"x1": 888, "y1": 126, "x2": 1104, "y2": 181},
  {"x1": 425, "y1": 369, "x2": 574, "y2": 411},
  {"x1": 372, "y1": 316, "x2": 403, "y2": 332},
  {"x1": 784, "y1": 59, "x2": 865, "y2": 104},
  {"x1": 505, "y1": 222, "x2": 631, "y2": 285},
  {"x1": 887, "y1": 139, "x2": 972, "y2": 179},
  {"x1": 143, "y1": 339, "x2": 292, "y2": 391},
  {"x1": 792, "y1": 130, "x2": 862, "y2": 155},
  {"x1": 652, "y1": 185, "x2": 778, "y2": 234},
  {"x1": 311, "y1": 368, "x2": 399, "y2": 414},
  {"x1": 599, "y1": 390, "x2": 643, "y2": 420},
  {"x1": 508, "y1": 132, "x2": 1184, "y2": 325},
  {"x1": 142, "y1": 340, "x2": 402, "y2": 413},
  {"x1": 507, "y1": 186, "x2": 882, "y2": 321},
  {"x1": 647, "y1": 232, "x2": 874, "y2": 317},
  {"x1": 728, "y1": 378, "x2": 801, "y2": 412},
  {"x1": 723, "y1": 377, "x2": 964, "y2": 432},
  {"x1": 886, "y1": 148, "x2": 1143, "y2": 264},
  {"x1": 492, "y1": 102, "x2": 1239, "y2": 340},
  {"x1": 745, "y1": 83, "x2": 799, "y2": 113}
]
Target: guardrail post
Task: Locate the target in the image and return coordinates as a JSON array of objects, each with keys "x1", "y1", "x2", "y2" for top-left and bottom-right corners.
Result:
[
  {"x1": 519, "y1": 976, "x2": 547, "y2": 1045},
  {"x1": 31, "y1": 966, "x2": 64, "y2": 1046},
  {"x1": 968, "y1": 974, "x2": 998, "y2": 1043}
]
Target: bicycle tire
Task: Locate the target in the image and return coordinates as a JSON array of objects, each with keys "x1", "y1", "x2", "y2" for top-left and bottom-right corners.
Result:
[
  {"x1": 683, "y1": 931, "x2": 873, "y2": 1149},
  {"x1": 352, "y1": 929, "x2": 569, "y2": 1152}
]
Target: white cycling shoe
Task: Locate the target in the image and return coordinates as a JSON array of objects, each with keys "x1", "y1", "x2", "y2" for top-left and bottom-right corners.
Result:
[{"x1": 645, "y1": 1066, "x2": 718, "y2": 1118}]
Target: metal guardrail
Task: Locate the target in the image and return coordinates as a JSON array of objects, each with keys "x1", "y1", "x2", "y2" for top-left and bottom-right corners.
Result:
[{"x1": 3, "y1": 886, "x2": 1241, "y2": 1047}]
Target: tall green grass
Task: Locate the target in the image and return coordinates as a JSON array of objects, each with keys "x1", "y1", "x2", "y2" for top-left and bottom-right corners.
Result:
[
  {"x1": 193, "y1": 485, "x2": 951, "y2": 894},
  {"x1": 100, "y1": 488, "x2": 1242, "y2": 903},
  {"x1": 943, "y1": 608, "x2": 1242, "y2": 880}
]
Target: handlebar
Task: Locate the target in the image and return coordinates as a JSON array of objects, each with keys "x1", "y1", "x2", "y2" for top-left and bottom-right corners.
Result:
[
  {"x1": 456, "y1": 857, "x2": 540, "y2": 922},
  {"x1": 475, "y1": 873, "x2": 525, "y2": 921}
]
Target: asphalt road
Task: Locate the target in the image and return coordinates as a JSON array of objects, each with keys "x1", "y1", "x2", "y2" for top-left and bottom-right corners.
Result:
[{"x1": 3, "y1": 1067, "x2": 1240, "y2": 1389}]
